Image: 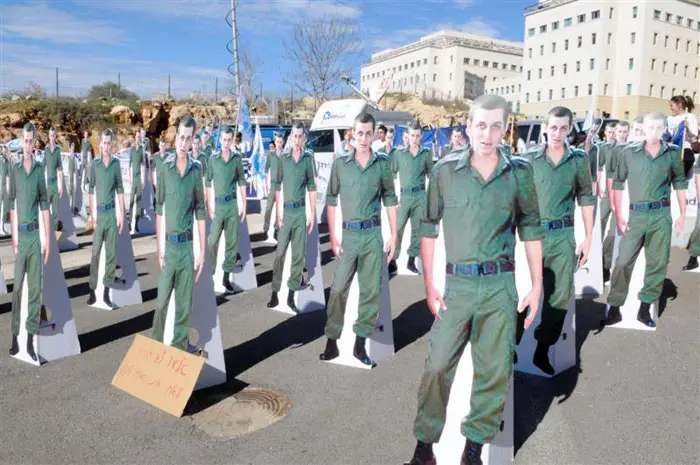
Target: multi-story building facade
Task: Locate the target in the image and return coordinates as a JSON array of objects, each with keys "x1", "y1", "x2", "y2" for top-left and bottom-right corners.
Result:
[
  {"x1": 520, "y1": 0, "x2": 700, "y2": 120},
  {"x1": 361, "y1": 30, "x2": 523, "y2": 103},
  {"x1": 484, "y1": 76, "x2": 523, "y2": 113}
]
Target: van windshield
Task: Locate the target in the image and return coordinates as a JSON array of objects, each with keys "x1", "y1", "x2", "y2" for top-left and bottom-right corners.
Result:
[{"x1": 308, "y1": 130, "x2": 335, "y2": 153}]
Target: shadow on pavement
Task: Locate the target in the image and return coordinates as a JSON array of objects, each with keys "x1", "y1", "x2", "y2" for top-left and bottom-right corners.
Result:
[
  {"x1": 78, "y1": 310, "x2": 155, "y2": 353},
  {"x1": 392, "y1": 298, "x2": 433, "y2": 353}
]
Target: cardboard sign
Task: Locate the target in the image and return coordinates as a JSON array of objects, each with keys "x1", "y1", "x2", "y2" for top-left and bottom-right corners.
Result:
[{"x1": 111, "y1": 334, "x2": 205, "y2": 417}]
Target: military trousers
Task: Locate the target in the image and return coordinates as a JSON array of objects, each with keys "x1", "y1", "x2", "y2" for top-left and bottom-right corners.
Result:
[
  {"x1": 271, "y1": 208, "x2": 306, "y2": 292},
  {"x1": 129, "y1": 179, "x2": 143, "y2": 219},
  {"x1": 396, "y1": 192, "x2": 425, "y2": 260},
  {"x1": 89, "y1": 217, "x2": 118, "y2": 290},
  {"x1": 208, "y1": 204, "x2": 240, "y2": 273},
  {"x1": 263, "y1": 195, "x2": 278, "y2": 235},
  {"x1": 413, "y1": 274, "x2": 516, "y2": 445},
  {"x1": 600, "y1": 192, "x2": 617, "y2": 270},
  {"x1": 608, "y1": 210, "x2": 671, "y2": 306},
  {"x1": 11, "y1": 232, "x2": 43, "y2": 336},
  {"x1": 152, "y1": 241, "x2": 194, "y2": 351},
  {"x1": 325, "y1": 228, "x2": 383, "y2": 339},
  {"x1": 48, "y1": 183, "x2": 60, "y2": 229},
  {"x1": 687, "y1": 215, "x2": 700, "y2": 258}
]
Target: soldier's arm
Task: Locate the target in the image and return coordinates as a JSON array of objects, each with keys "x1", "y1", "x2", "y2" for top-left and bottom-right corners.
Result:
[
  {"x1": 380, "y1": 158, "x2": 398, "y2": 240},
  {"x1": 514, "y1": 161, "x2": 544, "y2": 288},
  {"x1": 575, "y1": 155, "x2": 596, "y2": 241},
  {"x1": 611, "y1": 148, "x2": 628, "y2": 220},
  {"x1": 193, "y1": 170, "x2": 207, "y2": 256},
  {"x1": 669, "y1": 146, "x2": 689, "y2": 218},
  {"x1": 115, "y1": 164, "x2": 126, "y2": 225},
  {"x1": 89, "y1": 162, "x2": 97, "y2": 222},
  {"x1": 305, "y1": 157, "x2": 317, "y2": 221},
  {"x1": 8, "y1": 167, "x2": 17, "y2": 249},
  {"x1": 155, "y1": 166, "x2": 166, "y2": 252},
  {"x1": 325, "y1": 159, "x2": 341, "y2": 243},
  {"x1": 425, "y1": 148, "x2": 434, "y2": 174},
  {"x1": 55, "y1": 152, "x2": 64, "y2": 196},
  {"x1": 419, "y1": 165, "x2": 444, "y2": 292},
  {"x1": 37, "y1": 168, "x2": 51, "y2": 247}
]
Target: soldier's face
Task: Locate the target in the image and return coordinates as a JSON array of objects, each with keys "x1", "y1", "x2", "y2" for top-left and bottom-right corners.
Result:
[
  {"x1": 49, "y1": 130, "x2": 56, "y2": 143},
  {"x1": 353, "y1": 122, "x2": 374, "y2": 152},
  {"x1": 604, "y1": 126, "x2": 615, "y2": 141},
  {"x1": 408, "y1": 129, "x2": 421, "y2": 148},
  {"x1": 291, "y1": 128, "x2": 305, "y2": 150},
  {"x1": 468, "y1": 109, "x2": 506, "y2": 156},
  {"x1": 450, "y1": 132, "x2": 462, "y2": 146},
  {"x1": 221, "y1": 132, "x2": 233, "y2": 152},
  {"x1": 101, "y1": 136, "x2": 113, "y2": 156},
  {"x1": 631, "y1": 122, "x2": 645, "y2": 137},
  {"x1": 615, "y1": 125, "x2": 629, "y2": 143},
  {"x1": 23, "y1": 131, "x2": 35, "y2": 156},
  {"x1": 275, "y1": 136, "x2": 284, "y2": 148},
  {"x1": 202, "y1": 133, "x2": 209, "y2": 144},
  {"x1": 643, "y1": 117, "x2": 666, "y2": 143},
  {"x1": 545, "y1": 116, "x2": 570, "y2": 149},
  {"x1": 192, "y1": 141, "x2": 199, "y2": 155},
  {"x1": 176, "y1": 126, "x2": 194, "y2": 156},
  {"x1": 378, "y1": 128, "x2": 386, "y2": 140}
]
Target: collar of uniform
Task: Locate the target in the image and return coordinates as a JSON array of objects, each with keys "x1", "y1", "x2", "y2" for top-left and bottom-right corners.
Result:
[
  {"x1": 633, "y1": 140, "x2": 671, "y2": 156},
  {"x1": 283, "y1": 148, "x2": 311, "y2": 159},
  {"x1": 343, "y1": 149, "x2": 379, "y2": 166},
  {"x1": 533, "y1": 143, "x2": 575, "y2": 163},
  {"x1": 95, "y1": 155, "x2": 119, "y2": 167},
  {"x1": 165, "y1": 154, "x2": 195, "y2": 173},
  {"x1": 454, "y1": 146, "x2": 510, "y2": 177},
  {"x1": 19, "y1": 157, "x2": 41, "y2": 173}
]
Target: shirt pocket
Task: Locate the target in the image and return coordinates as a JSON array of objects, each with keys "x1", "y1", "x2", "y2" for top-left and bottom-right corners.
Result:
[{"x1": 443, "y1": 193, "x2": 468, "y2": 209}]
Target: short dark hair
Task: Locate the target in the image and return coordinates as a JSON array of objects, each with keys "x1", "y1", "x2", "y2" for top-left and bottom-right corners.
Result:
[
  {"x1": 547, "y1": 106, "x2": 573, "y2": 126},
  {"x1": 269, "y1": 141, "x2": 276, "y2": 148},
  {"x1": 407, "y1": 120, "x2": 422, "y2": 132},
  {"x1": 354, "y1": 112, "x2": 376, "y2": 131},
  {"x1": 49, "y1": 126, "x2": 56, "y2": 133},
  {"x1": 223, "y1": 127, "x2": 235, "y2": 137},
  {"x1": 616, "y1": 120, "x2": 630, "y2": 129},
  {"x1": 377, "y1": 124, "x2": 387, "y2": 133},
  {"x1": 23, "y1": 122, "x2": 37, "y2": 136},
  {"x1": 194, "y1": 134, "x2": 201, "y2": 141},
  {"x1": 292, "y1": 121, "x2": 306, "y2": 131},
  {"x1": 178, "y1": 117, "x2": 196, "y2": 133},
  {"x1": 451, "y1": 126, "x2": 466, "y2": 137},
  {"x1": 102, "y1": 128, "x2": 114, "y2": 140},
  {"x1": 632, "y1": 115, "x2": 644, "y2": 125},
  {"x1": 469, "y1": 94, "x2": 510, "y2": 124}
]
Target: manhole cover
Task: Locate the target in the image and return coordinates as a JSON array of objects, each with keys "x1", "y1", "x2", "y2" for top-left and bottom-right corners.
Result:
[{"x1": 192, "y1": 387, "x2": 291, "y2": 438}]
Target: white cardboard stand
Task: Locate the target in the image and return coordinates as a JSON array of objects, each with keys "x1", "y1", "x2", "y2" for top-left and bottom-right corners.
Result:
[
  {"x1": 574, "y1": 198, "x2": 604, "y2": 296},
  {"x1": 391, "y1": 174, "x2": 424, "y2": 275},
  {"x1": 323, "y1": 201, "x2": 394, "y2": 370},
  {"x1": 671, "y1": 176, "x2": 697, "y2": 248},
  {"x1": 160, "y1": 213, "x2": 226, "y2": 390},
  {"x1": 211, "y1": 192, "x2": 258, "y2": 294},
  {"x1": 56, "y1": 178, "x2": 79, "y2": 252},
  {"x1": 432, "y1": 221, "x2": 514, "y2": 465},
  {"x1": 2, "y1": 181, "x2": 10, "y2": 235},
  {"x1": 268, "y1": 189, "x2": 325, "y2": 315},
  {"x1": 11, "y1": 213, "x2": 81, "y2": 365},
  {"x1": 130, "y1": 172, "x2": 156, "y2": 236},
  {"x1": 0, "y1": 263, "x2": 7, "y2": 295},
  {"x1": 262, "y1": 197, "x2": 279, "y2": 246},
  {"x1": 605, "y1": 187, "x2": 659, "y2": 331},
  {"x1": 90, "y1": 200, "x2": 143, "y2": 310},
  {"x1": 71, "y1": 170, "x2": 87, "y2": 231}
]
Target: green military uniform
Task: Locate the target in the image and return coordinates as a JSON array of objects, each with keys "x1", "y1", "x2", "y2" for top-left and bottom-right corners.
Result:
[
  {"x1": 43, "y1": 144, "x2": 62, "y2": 229},
  {"x1": 9, "y1": 158, "x2": 49, "y2": 336},
  {"x1": 686, "y1": 158, "x2": 700, "y2": 258},
  {"x1": 392, "y1": 147, "x2": 433, "y2": 263},
  {"x1": 607, "y1": 142, "x2": 687, "y2": 306},
  {"x1": 1, "y1": 156, "x2": 9, "y2": 222},
  {"x1": 151, "y1": 152, "x2": 167, "y2": 181},
  {"x1": 270, "y1": 149, "x2": 316, "y2": 292},
  {"x1": 88, "y1": 155, "x2": 124, "y2": 291},
  {"x1": 596, "y1": 142, "x2": 619, "y2": 271},
  {"x1": 413, "y1": 148, "x2": 544, "y2": 446},
  {"x1": 206, "y1": 151, "x2": 246, "y2": 273},
  {"x1": 263, "y1": 150, "x2": 281, "y2": 235},
  {"x1": 519, "y1": 145, "x2": 595, "y2": 349},
  {"x1": 152, "y1": 155, "x2": 207, "y2": 350},
  {"x1": 129, "y1": 143, "x2": 145, "y2": 221},
  {"x1": 586, "y1": 143, "x2": 600, "y2": 183},
  {"x1": 65, "y1": 155, "x2": 77, "y2": 213},
  {"x1": 80, "y1": 138, "x2": 91, "y2": 176},
  {"x1": 324, "y1": 150, "x2": 397, "y2": 339}
]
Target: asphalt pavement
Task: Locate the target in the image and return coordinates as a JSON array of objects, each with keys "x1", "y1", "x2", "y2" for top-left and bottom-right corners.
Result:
[{"x1": 0, "y1": 213, "x2": 698, "y2": 465}]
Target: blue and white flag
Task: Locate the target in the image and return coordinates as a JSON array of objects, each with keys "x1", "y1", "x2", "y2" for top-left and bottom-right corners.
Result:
[
  {"x1": 236, "y1": 91, "x2": 254, "y2": 152},
  {"x1": 670, "y1": 123, "x2": 685, "y2": 147}
]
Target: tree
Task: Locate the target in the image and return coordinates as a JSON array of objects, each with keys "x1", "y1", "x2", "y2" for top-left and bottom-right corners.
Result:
[
  {"x1": 88, "y1": 81, "x2": 139, "y2": 100},
  {"x1": 1, "y1": 81, "x2": 47, "y2": 99},
  {"x1": 283, "y1": 15, "x2": 362, "y2": 108}
]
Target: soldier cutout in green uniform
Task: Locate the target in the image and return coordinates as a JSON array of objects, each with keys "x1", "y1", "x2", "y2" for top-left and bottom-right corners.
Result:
[
  {"x1": 517, "y1": 107, "x2": 595, "y2": 376},
  {"x1": 205, "y1": 127, "x2": 247, "y2": 294},
  {"x1": 682, "y1": 156, "x2": 700, "y2": 271},
  {"x1": 129, "y1": 129, "x2": 146, "y2": 232},
  {"x1": 43, "y1": 127, "x2": 63, "y2": 231},
  {"x1": 403, "y1": 95, "x2": 544, "y2": 465},
  {"x1": 8, "y1": 123, "x2": 52, "y2": 362},
  {"x1": 603, "y1": 112, "x2": 687, "y2": 328},
  {"x1": 151, "y1": 118, "x2": 207, "y2": 351},
  {"x1": 65, "y1": 147, "x2": 77, "y2": 215},
  {"x1": 319, "y1": 113, "x2": 398, "y2": 367},
  {"x1": 391, "y1": 121, "x2": 434, "y2": 274},
  {"x1": 263, "y1": 132, "x2": 285, "y2": 240},
  {"x1": 266, "y1": 123, "x2": 317, "y2": 313},
  {"x1": 87, "y1": 129, "x2": 125, "y2": 310}
]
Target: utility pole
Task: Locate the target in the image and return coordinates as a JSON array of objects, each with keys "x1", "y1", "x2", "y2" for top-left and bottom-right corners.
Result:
[
  {"x1": 168, "y1": 74, "x2": 171, "y2": 99},
  {"x1": 230, "y1": 0, "x2": 240, "y2": 93},
  {"x1": 55, "y1": 67, "x2": 59, "y2": 99},
  {"x1": 118, "y1": 72, "x2": 121, "y2": 96},
  {"x1": 215, "y1": 77, "x2": 218, "y2": 103}
]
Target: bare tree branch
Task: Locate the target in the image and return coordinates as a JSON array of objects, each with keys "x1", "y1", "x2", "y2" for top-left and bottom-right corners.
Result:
[{"x1": 282, "y1": 15, "x2": 362, "y2": 109}]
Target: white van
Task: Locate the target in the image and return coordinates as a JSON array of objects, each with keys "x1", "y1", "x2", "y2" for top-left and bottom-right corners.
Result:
[{"x1": 308, "y1": 99, "x2": 412, "y2": 223}]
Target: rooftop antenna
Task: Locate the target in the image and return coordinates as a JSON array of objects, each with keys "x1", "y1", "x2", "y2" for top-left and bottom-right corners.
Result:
[{"x1": 340, "y1": 75, "x2": 379, "y2": 110}]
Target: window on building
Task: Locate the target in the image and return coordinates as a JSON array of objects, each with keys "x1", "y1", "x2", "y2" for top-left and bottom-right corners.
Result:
[
  {"x1": 605, "y1": 58, "x2": 610, "y2": 70},
  {"x1": 540, "y1": 45, "x2": 544, "y2": 55},
  {"x1": 492, "y1": 62, "x2": 499, "y2": 68},
  {"x1": 578, "y1": 14, "x2": 586, "y2": 23},
  {"x1": 607, "y1": 33, "x2": 612, "y2": 45},
  {"x1": 433, "y1": 73, "x2": 437, "y2": 82},
  {"x1": 574, "y1": 85, "x2": 579, "y2": 97},
  {"x1": 653, "y1": 9, "x2": 661, "y2": 20},
  {"x1": 687, "y1": 40, "x2": 691, "y2": 52},
  {"x1": 528, "y1": 28, "x2": 535, "y2": 37},
  {"x1": 516, "y1": 101, "x2": 521, "y2": 113},
  {"x1": 561, "y1": 87, "x2": 566, "y2": 98},
  {"x1": 631, "y1": 32, "x2": 636, "y2": 44},
  {"x1": 550, "y1": 65, "x2": 555, "y2": 76},
  {"x1": 588, "y1": 83, "x2": 593, "y2": 95},
  {"x1": 563, "y1": 63, "x2": 567, "y2": 74},
  {"x1": 552, "y1": 21, "x2": 559, "y2": 30},
  {"x1": 502, "y1": 63, "x2": 507, "y2": 69},
  {"x1": 511, "y1": 85, "x2": 515, "y2": 92},
  {"x1": 697, "y1": 43, "x2": 700, "y2": 55},
  {"x1": 663, "y1": 61, "x2": 667, "y2": 72},
  {"x1": 519, "y1": 84, "x2": 522, "y2": 92},
  {"x1": 651, "y1": 58, "x2": 656, "y2": 70},
  {"x1": 591, "y1": 10, "x2": 599, "y2": 20},
  {"x1": 552, "y1": 42, "x2": 557, "y2": 53},
  {"x1": 474, "y1": 59, "x2": 480, "y2": 66},
  {"x1": 604, "y1": 83, "x2": 608, "y2": 95},
  {"x1": 423, "y1": 73, "x2": 426, "y2": 81},
  {"x1": 527, "y1": 70, "x2": 531, "y2": 80},
  {"x1": 592, "y1": 33, "x2": 597, "y2": 45},
  {"x1": 449, "y1": 72, "x2": 452, "y2": 81},
  {"x1": 549, "y1": 89, "x2": 553, "y2": 100},
  {"x1": 511, "y1": 64, "x2": 517, "y2": 71},
  {"x1": 423, "y1": 58, "x2": 427, "y2": 64},
  {"x1": 590, "y1": 58, "x2": 595, "y2": 70},
  {"x1": 564, "y1": 17, "x2": 572, "y2": 27},
  {"x1": 695, "y1": 67, "x2": 699, "y2": 79},
  {"x1": 537, "y1": 91, "x2": 541, "y2": 102},
  {"x1": 665, "y1": 13, "x2": 672, "y2": 22},
  {"x1": 410, "y1": 76, "x2": 413, "y2": 84},
  {"x1": 649, "y1": 84, "x2": 654, "y2": 96},
  {"x1": 664, "y1": 35, "x2": 669, "y2": 47},
  {"x1": 450, "y1": 55, "x2": 453, "y2": 64},
  {"x1": 688, "y1": 18, "x2": 694, "y2": 28},
  {"x1": 525, "y1": 93, "x2": 530, "y2": 103},
  {"x1": 673, "y1": 63, "x2": 678, "y2": 74},
  {"x1": 411, "y1": 62, "x2": 414, "y2": 68},
  {"x1": 660, "y1": 86, "x2": 665, "y2": 98},
  {"x1": 684, "y1": 65, "x2": 688, "y2": 76},
  {"x1": 540, "y1": 25, "x2": 547, "y2": 33},
  {"x1": 520, "y1": 66, "x2": 523, "y2": 72},
  {"x1": 632, "y1": 6, "x2": 638, "y2": 18},
  {"x1": 624, "y1": 111, "x2": 630, "y2": 120},
  {"x1": 564, "y1": 39, "x2": 569, "y2": 50},
  {"x1": 629, "y1": 58, "x2": 634, "y2": 70},
  {"x1": 609, "y1": 7, "x2": 614, "y2": 19},
  {"x1": 538, "y1": 68, "x2": 543, "y2": 78},
  {"x1": 653, "y1": 33, "x2": 658, "y2": 45},
  {"x1": 577, "y1": 36, "x2": 582, "y2": 47},
  {"x1": 676, "y1": 15, "x2": 682, "y2": 25},
  {"x1": 576, "y1": 61, "x2": 581, "y2": 72},
  {"x1": 672, "y1": 87, "x2": 676, "y2": 95},
  {"x1": 464, "y1": 57, "x2": 470, "y2": 64}
]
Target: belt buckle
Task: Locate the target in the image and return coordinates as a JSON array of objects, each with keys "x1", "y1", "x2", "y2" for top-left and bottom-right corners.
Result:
[
  {"x1": 650, "y1": 201, "x2": 660, "y2": 209},
  {"x1": 480, "y1": 262, "x2": 497, "y2": 276}
]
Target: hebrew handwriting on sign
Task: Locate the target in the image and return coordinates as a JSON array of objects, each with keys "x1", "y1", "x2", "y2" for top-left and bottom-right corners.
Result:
[{"x1": 111, "y1": 334, "x2": 205, "y2": 417}]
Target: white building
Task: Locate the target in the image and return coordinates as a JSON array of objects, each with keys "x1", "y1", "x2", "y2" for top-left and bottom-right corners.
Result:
[
  {"x1": 484, "y1": 76, "x2": 524, "y2": 114},
  {"x1": 361, "y1": 30, "x2": 523, "y2": 103},
  {"x1": 521, "y1": 0, "x2": 700, "y2": 120}
]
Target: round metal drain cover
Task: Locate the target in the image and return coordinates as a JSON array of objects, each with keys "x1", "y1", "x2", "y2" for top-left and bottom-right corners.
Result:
[{"x1": 192, "y1": 387, "x2": 291, "y2": 438}]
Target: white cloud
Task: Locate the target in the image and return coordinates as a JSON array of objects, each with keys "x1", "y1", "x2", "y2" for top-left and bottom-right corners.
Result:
[
  {"x1": 443, "y1": 18, "x2": 501, "y2": 38},
  {"x1": 0, "y1": 1, "x2": 128, "y2": 45}
]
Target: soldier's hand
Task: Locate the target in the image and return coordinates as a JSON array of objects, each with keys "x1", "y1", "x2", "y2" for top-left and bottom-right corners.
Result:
[
  {"x1": 239, "y1": 208, "x2": 246, "y2": 223},
  {"x1": 330, "y1": 235, "x2": 342, "y2": 258},
  {"x1": 117, "y1": 216, "x2": 123, "y2": 233},
  {"x1": 617, "y1": 216, "x2": 630, "y2": 235},
  {"x1": 425, "y1": 284, "x2": 446, "y2": 320},
  {"x1": 42, "y1": 241, "x2": 49, "y2": 265},
  {"x1": 673, "y1": 216, "x2": 685, "y2": 237},
  {"x1": 194, "y1": 254, "x2": 204, "y2": 282},
  {"x1": 384, "y1": 237, "x2": 396, "y2": 263},
  {"x1": 209, "y1": 207, "x2": 215, "y2": 221},
  {"x1": 518, "y1": 288, "x2": 541, "y2": 329},
  {"x1": 576, "y1": 237, "x2": 592, "y2": 267},
  {"x1": 158, "y1": 248, "x2": 165, "y2": 270},
  {"x1": 12, "y1": 241, "x2": 18, "y2": 257},
  {"x1": 276, "y1": 215, "x2": 283, "y2": 229},
  {"x1": 307, "y1": 216, "x2": 315, "y2": 234}
]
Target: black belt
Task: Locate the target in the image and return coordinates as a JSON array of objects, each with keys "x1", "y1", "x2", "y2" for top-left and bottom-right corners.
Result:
[
  {"x1": 166, "y1": 231, "x2": 193, "y2": 243},
  {"x1": 97, "y1": 202, "x2": 115, "y2": 212},
  {"x1": 402, "y1": 185, "x2": 426, "y2": 194},
  {"x1": 446, "y1": 259, "x2": 515, "y2": 277},
  {"x1": 630, "y1": 199, "x2": 670, "y2": 211},
  {"x1": 342, "y1": 218, "x2": 381, "y2": 231},
  {"x1": 541, "y1": 217, "x2": 574, "y2": 230},
  {"x1": 215, "y1": 194, "x2": 235, "y2": 204},
  {"x1": 19, "y1": 221, "x2": 39, "y2": 233},
  {"x1": 47, "y1": 176, "x2": 57, "y2": 183},
  {"x1": 284, "y1": 200, "x2": 305, "y2": 209}
]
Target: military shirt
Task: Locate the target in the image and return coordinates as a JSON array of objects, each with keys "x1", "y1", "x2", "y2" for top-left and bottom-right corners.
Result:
[
  {"x1": 392, "y1": 147, "x2": 433, "y2": 190},
  {"x1": 586, "y1": 143, "x2": 600, "y2": 183},
  {"x1": 606, "y1": 143, "x2": 629, "y2": 179},
  {"x1": 265, "y1": 151, "x2": 281, "y2": 185},
  {"x1": 272, "y1": 149, "x2": 316, "y2": 204},
  {"x1": 326, "y1": 151, "x2": 398, "y2": 222},
  {"x1": 612, "y1": 142, "x2": 688, "y2": 203},
  {"x1": 597, "y1": 142, "x2": 614, "y2": 173},
  {"x1": 191, "y1": 154, "x2": 207, "y2": 178},
  {"x1": 80, "y1": 139, "x2": 91, "y2": 167},
  {"x1": 9, "y1": 158, "x2": 49, "y2": 225},
  {"x1": 522, "y1": 145, "x2": 596, "y2": 222},
  {"x1": 155, "y1": 156, "x2": 206, "y2": 235},
  {"x1": 151, "y1": 152, "x2": 167, "y2": 177},
  {"x1": 43, "y1": 144, "x2": 62, "y2": 182},
  {"x1": 0, "y1": 157, "x2": 8, "y2": 188},
  {"x1": 89, "y1": 155, "x2": 124, "y2": 219},
  {"x1": 695, "y1": 155, "x2": 700, "y2": 175},
  {"x1": 419, "y1": 148, "x2": 544, "y2": 264},
  {"x1": 205, "y1": 151, "x2": 246, "y2": 211},
  {"x1": 131, "y1": 145, "x2": 145, "y2": 180}
]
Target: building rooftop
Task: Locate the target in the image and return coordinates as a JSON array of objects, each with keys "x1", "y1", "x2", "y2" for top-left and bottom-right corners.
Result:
[{"x1": 525, "y1": 0, "x2": 699, "y2": 15}]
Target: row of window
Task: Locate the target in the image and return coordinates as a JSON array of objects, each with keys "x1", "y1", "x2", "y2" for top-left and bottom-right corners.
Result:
[
  {"x1": 526, "y1": 58, "x2": 698, "y2": 80},
  {"x1": 522, "y1": 85, "x2": 697, "y2": 104},
  {"x1": 528, "y1": 5, "x2": 700, "y2": 37},
  {"x1": 462, "y1": 57, "x2": 521, "y2": 72},
  {"x1": 528, "y1": 33, "x2": 700, "y2": 58},
  {"x1": 486, "y1": 84, "x2": 523, "y2": 96},
  {"x1": 363, "y1": 54, "x2": 521, "y2": 81}
]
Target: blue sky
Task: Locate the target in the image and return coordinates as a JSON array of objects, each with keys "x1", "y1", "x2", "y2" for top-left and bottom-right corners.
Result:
[{"x1": 1, "y1": 0, "x2": 531, "y2": 99}]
